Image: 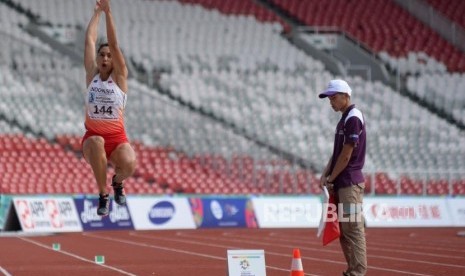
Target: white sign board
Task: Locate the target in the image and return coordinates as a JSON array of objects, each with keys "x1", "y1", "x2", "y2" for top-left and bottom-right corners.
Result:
[
  {"x1": 363, "y1": 197, "x2": 452, "y2": 227},
  {"x1": 227, "y1": 250, "x2": 266, "y2": 276},
  {"x1": 12, "y1": 197, "x2": 82, "y2": 232},
  {"x1": 302, "y1": 33, "x2": 338, "y2": 50},
  {"x1": 447, "y1": 198, "x2": 465, "y2": 226},
  {"x1": 252, "y1": 197, "x2": 321, "y2": 228},
  {"x1": 126, "y1": 197, "x2": 196, "y2": 230}
]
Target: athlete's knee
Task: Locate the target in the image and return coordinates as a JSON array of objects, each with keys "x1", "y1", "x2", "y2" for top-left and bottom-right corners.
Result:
[
  {"x1": 83, "y1": 136, "x2": 105, "y2": 157},
  {"x1": 119, "y1": 155, "x2": 137, "y2": 175},
  {"x1": 84, "y1": 136, "x2": 104, "y2": 149}
]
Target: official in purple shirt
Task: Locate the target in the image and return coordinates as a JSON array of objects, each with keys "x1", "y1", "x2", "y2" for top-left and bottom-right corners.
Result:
[{"x1": 319, "y1": 79, "x2": 367, "y2": 276}]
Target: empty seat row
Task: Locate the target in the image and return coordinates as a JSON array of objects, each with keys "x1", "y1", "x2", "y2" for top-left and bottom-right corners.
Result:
[{"x1": 271, "y1": 0, "x2": 465, "y2": 72}]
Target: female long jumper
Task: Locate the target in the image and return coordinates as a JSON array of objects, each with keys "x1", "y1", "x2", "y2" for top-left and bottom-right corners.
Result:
[{"x1": 82, "y1": 0, "x2": 136, "y2": 216}]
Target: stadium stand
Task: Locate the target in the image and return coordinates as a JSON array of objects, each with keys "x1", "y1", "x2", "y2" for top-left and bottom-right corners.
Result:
[
  {"x1": 267, "y1": 0, "x2": 465, "y2": 127},
  {"x1": 0, "y1": 133, "x2": 317, "y2": 195},
  {"x1": 269, "y1": 0, "x2": 465, "y2": 73},
  {"x1": 406, "y1": 72, "x2": 465, "y2": 125},
  {"x1": 426, "y1": 0, "x2": 465, "y2": 30},
  {"x1": 1, "y1": 0, "x2": 464, "y2": 196},
  {"x1": 177, "y1": 0, "x2": 290, "y2": 31},
  {"x1": 0, "y1": 1, "x2": 49, "y2": 52}
]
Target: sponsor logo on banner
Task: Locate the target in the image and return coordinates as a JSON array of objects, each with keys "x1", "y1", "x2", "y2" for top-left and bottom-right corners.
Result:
[
  {"x1": 13, "y1": 197, "x2": 82, "y2": 232},
  {"x1": 189, "y1": 198, "x2": 257, "y2": 228},
  {"x1": 363, "y1": 197, "x2": 452, "y2": 227},
  {"x1": 74, "y1": 198, "x2": 133, "y2": 231},
  {"x1": 127, "y1": 197, "x2": 196, "y2": 230},
  {"x1": 149, "y1": 201, "x2": 175, "y2": 225},
  {"x1": 210, "y1": 200, "x2": 223, "y2": 220}
]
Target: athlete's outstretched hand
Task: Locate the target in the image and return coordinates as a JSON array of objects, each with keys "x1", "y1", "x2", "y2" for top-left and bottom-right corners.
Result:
[
  {"x1": 99, "y1": 0, "x2": 111, "y2": 13},
  {"x1": 94, "y1": 0, "x2": 102, "y2": 13}
]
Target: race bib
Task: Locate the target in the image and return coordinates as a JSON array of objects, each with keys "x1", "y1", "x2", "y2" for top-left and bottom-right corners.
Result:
[{"x1": 87, "y1": 89, "x2": 120, "y2": 120}]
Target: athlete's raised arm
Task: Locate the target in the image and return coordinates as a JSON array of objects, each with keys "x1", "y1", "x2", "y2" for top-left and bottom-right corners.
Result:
[
  {"x1": 99, "y1": 0, "x2": 128, "y2": 92},
  {"x1": 84, "y1": 1, "x2": 102, "y2": 86}
]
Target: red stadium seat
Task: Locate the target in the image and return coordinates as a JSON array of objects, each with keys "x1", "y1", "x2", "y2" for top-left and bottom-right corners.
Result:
[
  {"x1": 3, "y1": 134, "x2": 462, "y2": 196},
  {"x1": 269, "y1": 0, "x2": 465, "y2": 72},
  {"x1": 177, "y1": 0, "x2": 290, "y2": 32}
]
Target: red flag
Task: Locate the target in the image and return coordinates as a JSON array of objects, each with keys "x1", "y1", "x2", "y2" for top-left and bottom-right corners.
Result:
[{"x1": 323, "y1": 194, "x2": 340, "y2": 246}]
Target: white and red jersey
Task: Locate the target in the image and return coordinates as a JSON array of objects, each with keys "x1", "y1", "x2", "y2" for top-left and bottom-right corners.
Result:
[{"x1": 84, "y1": 74, "x2": 127, "y2": 135}]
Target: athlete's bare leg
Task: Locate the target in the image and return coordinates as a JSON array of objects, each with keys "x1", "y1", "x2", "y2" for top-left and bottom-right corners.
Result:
[
  {"x1": 82, "y1": 136, "x2": 108, "y2": 194},
  {"x1": 110, "y1": 143, "x2": 136, "y2": 182}
]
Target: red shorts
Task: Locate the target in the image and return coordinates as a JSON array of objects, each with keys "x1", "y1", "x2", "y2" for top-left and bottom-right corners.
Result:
[{"x1": 81, "y1": 130, "x2": 129, "y2": 159}]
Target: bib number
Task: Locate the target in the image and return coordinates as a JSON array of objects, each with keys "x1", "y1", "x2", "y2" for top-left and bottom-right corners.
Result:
[
  {"x1": 89, "y1": 104, "x2": 118, "y2": 120},
  {"x1": 93, "y1": 105, "x2": 113, "y2": 115}
]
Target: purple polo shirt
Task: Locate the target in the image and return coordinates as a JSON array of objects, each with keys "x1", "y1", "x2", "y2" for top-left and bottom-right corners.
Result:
[{"x1": 329, "y1": 104, "x2": 366, "y2": 190}]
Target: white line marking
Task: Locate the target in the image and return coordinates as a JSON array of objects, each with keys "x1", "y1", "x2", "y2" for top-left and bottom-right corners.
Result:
[
  {"x1": 270, "y1": 232, "x2": 465, "y2": 255},
  {"x1": 0, "y1": 266, "x2": 13, "y2": 276},
  {"x1": 368, "y1": 240, "x2": 465, "y2": 254},
  {"x1": 132, "y1": 232, "x2": 434, "y2": 276},
  {"x1": 85, "y1": 232, "x2": 320, "y2": 276},
  {"x1": 83, "y1": 232, "x2": 225, "y2": 260},
  {"x1": 226, "y1": 232, "x2": 465, "y2": 269},
  {"x1": 254, "y1": 232, "x2": 465, "y2": 260},
  {"x1": 173, "y1": 232, "x2": 435, "y2": 276},
  {"x1": 130, "y1": 232, "x2": 320, "y2": 276},
  {"x1": 367, "y1": 234, "x2": 465, "y2": 247},
  {"x1": 18, "y1": 237, "x2": 136, "y2": 276}
]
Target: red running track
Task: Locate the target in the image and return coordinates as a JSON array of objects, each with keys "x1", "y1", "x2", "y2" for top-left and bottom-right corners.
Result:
[{"x1": 1, "y1": 228, "x2": 464, "y2": 275}]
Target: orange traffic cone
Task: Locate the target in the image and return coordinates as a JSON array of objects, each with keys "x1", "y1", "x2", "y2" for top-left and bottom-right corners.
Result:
[{"x1": 290, "y1": 248, "x2": 304, "y2": 276}]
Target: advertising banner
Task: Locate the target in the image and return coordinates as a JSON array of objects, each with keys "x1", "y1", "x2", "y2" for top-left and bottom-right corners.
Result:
[
  {"x1": 252, "y1": 197, "x2": 321, "y2": 228},
  {"x1": 74, "y1": 197, "x2": 134, "y2": 231},
  {"x1": 12, "y1": 197, "x2": 82, "y2": 232},
  {"x1": 189, "y1": 197, "x2": 257, "y2": 228},
  {"x1": 446, "y1": 198, "x2": 465, "y2": 227},
  {"x1": 127, "y1": 197, "x2": 196, "y2": 230},
  {"x1": 364, "y1": 197, "x2": 453, "y2": 227}
]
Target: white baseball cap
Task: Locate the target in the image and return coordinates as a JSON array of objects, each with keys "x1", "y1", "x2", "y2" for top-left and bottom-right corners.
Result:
[{"x1": 319, "y1": 79, "x2": 352, "y2": 98}]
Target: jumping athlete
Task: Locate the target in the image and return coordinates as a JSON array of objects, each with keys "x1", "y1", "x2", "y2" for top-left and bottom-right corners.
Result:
[{"x1": 82, "y1": 0, "x2": 136, "y2": 216}]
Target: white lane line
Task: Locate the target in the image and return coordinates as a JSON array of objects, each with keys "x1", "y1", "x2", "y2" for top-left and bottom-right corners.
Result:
[
  {"x1": 214, "y1": 232, "x2": 465, "y2": 269},
  {"x1": 130, "y1": 233, "x2": 432, "y2": 276},
  {"x1": 83, "y1": 232, "x2": 225, "y2": 260},
  {"x1": 362, "y1": 240, "x2": 465, "y2": 254},
  {"x1": 131, "y1": 232, "x2": 321, "y2": 276},
  {"x1": 0, "y1": 266, "x2": 13, "y2": 276},
  {"x1": 172, "y1": 232, "x2": 436, "y2": 276},
  {"x1": 19, "y1": 237, "x2": 136, "y2": 276},
  {"x1": 361, "y1": 234, "x2": 465, "y2": 247},
  {"x1": 269, "y1": 232, "x2": 465, "y2": 254},
  {"x1": 85, "y1": 232, "x2": 320, "y2": 276},
  {"x1": 250, "y1": 232, "x2": 465, "y2": 260}
]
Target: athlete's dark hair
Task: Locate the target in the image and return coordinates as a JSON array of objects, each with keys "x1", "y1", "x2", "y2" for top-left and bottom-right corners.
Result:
[{"x1": 97, "y1": 43, "x2": 109, "y2": 54}]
